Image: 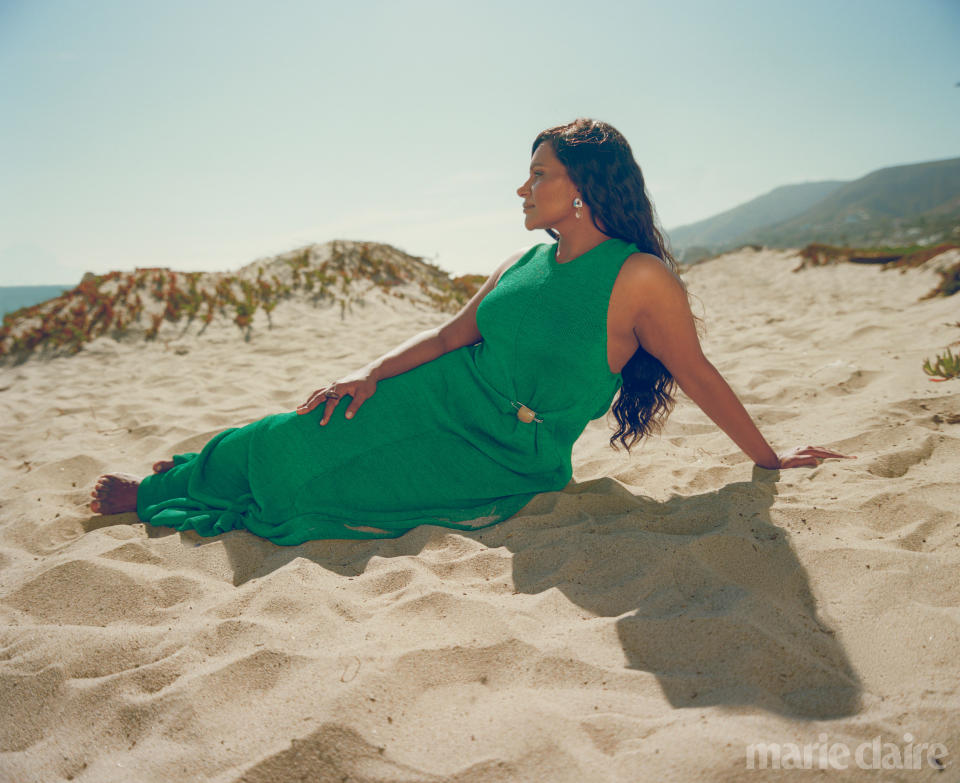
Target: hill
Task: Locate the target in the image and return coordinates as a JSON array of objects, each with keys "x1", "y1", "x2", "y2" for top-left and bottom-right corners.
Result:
[
  {"x1": 668, "y1": 181, "x2": 844, "y2": 260},
  {"x1": 0, "y1": 240, "x2": 486, "y2": 362},
  {"x1": 747, "y1": 156, "x2": 960, "y2": 248},
  {"x1": 669, "y1": 156, "x2": 960, "y2": 260}
]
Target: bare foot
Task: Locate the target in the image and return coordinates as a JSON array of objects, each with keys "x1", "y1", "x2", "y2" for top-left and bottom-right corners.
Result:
[
  {"x1": 90, "y1": 473, "x2": 141, "y2": 515},
  {"x1": 153, "y1": 459, "x2": 175, "y2": 474}
]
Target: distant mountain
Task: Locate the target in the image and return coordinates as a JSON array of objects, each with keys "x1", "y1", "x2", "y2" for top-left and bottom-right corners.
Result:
[
  {"x1": 746, "y1": 157, "x2": 960, "y2": 248},
  {"x1": 668, "y1": 181, "x2": 845, "y2": 258},
  {"x1": 668, "y1": 156, "x2": 960, "y2": 261}
]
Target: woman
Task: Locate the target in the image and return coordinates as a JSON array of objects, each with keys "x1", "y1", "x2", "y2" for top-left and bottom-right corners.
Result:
[{"x1": 90, "y1": 118, "x2": 852, "y2": 544}]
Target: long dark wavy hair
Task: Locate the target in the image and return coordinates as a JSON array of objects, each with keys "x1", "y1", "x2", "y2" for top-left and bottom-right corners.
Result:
[{"x1": 533, "y1": 117, "x2": 704, "y2": 453}]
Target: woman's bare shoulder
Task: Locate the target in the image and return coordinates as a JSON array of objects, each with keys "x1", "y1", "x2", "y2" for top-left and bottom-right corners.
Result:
[
  {"x1": 623, "y1": 251, "x2": 677, "y2": 272},
  {"x1": 609, "y1": 252, "x2": 688, "y2": 328},
  {"x1": 621, "y1": 252, "x2": 684, "y2": 289}
]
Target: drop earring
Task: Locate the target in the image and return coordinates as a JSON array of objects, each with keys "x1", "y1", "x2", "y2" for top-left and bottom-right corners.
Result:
[{"x1": 573, "y1": 197, "x2": 583, "y2": 219}]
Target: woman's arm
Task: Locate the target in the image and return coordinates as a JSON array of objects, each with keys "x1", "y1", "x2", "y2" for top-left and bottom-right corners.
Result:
[
  {"x1": 622, "y1": 255, "x2": 853, "y2": 469},
  {"x1": 624, "y1": 254, "x2": 777, "y2": 467},
  {"x1": 297, "y1": 249, "x2": 524, "y2": 422},
  {"x1": 363, "y1": 248, "x2": 524, "y2": 382},
  {"x1": 296, "y1": 326, "x2": 446, "y2": 424},
  {"x1": 361, "y1": 326, "x2": 447, "y2": 383},
  {"x1": 668, "y1": 357, "x2": 779, "y2": 468}
]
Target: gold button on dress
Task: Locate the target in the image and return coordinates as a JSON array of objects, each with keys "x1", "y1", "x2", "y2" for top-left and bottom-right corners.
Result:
[{"x1": 511, "y1": 400, "x2": 542, "y2": 424}]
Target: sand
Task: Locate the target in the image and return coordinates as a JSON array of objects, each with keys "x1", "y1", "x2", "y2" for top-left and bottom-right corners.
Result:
[{"x1": 0, "y1": 246, "x2": 957, "y2": 782}]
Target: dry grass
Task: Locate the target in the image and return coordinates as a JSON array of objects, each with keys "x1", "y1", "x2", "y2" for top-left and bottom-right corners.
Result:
[{"x1": 0, "y1": 240, "x2": 485, "y2": 362}]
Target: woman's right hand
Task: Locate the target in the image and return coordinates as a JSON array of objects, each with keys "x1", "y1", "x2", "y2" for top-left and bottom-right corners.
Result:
[
  {"x1": 296, "y1": 370, "x2": 379, "y2": 425},
  {"x1": 768, "y1": 445, "x2": 857, "y2": 469}
]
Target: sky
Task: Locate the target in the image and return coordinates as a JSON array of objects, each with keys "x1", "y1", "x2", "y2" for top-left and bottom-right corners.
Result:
[{"x1": 1, "y1": 0, "x2": 958, "y2": 286}]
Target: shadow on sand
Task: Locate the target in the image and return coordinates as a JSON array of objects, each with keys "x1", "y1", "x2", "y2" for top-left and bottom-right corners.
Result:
[{"x1": 86, "y1": 466, "x2": 860, "y2": 721}]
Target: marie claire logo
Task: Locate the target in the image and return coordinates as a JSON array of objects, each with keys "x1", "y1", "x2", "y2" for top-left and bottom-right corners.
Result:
[{"x1": 746, "y1": 733, "x2": 948, "y2": 771}]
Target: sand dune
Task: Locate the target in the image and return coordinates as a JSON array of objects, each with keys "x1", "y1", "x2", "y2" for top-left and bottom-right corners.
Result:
[{"x1": 1, "y1": 245, "x2": 957, "y2": 781}]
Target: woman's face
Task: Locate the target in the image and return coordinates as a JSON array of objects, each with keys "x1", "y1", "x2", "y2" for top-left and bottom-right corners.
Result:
[{"x1": 516, "y1": 141, "x2": 579, "y2": 231}]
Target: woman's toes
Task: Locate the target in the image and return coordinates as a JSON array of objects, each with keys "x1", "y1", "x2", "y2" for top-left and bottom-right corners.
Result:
[
  {"x1": 88, "y1": 473, "x2": 140, "y2": 515},
  {"x1": 152, "y1": 459, "x2": 175, "y2": 474}
]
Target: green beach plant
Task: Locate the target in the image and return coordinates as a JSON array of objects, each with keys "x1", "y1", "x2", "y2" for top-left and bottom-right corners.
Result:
[{"x1": 922, "y1": 346, "x2": 960, "y2": 381}]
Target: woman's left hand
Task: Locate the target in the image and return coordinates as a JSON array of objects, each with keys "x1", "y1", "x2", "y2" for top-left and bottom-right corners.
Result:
[{"x1": 766, "y1": 445, "x2": 857, "y2": 469}]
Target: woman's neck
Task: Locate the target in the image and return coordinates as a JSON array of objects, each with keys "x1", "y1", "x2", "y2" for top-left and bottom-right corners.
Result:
[{"x1": 554, "y1": 226, "x2": 613, "y2": 264}]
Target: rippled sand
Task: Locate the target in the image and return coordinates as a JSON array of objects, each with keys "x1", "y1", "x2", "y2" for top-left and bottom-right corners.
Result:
[{"x1": 1, "y1": 247, "x2": 957, "y2": 781}]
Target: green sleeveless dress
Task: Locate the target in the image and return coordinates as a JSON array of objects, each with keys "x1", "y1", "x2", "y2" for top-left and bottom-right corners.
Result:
[{"x1": 136, "y1": 237, "x2": 637, "y2": 545}]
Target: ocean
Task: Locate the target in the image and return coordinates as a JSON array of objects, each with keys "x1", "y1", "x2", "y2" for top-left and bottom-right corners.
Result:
[{"x1": 0, "y1": 285, "x2": 74, "y2": 319}]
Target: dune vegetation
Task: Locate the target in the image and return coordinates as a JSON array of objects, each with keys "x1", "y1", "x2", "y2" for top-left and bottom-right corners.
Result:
[{"x1": 0, "y1": 240, "x2": 484, "y2": 361}]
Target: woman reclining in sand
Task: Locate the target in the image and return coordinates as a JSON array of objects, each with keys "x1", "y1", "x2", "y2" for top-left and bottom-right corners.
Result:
[{"x1": 90, "y1": 117, "x2": 853, "y2": 546}]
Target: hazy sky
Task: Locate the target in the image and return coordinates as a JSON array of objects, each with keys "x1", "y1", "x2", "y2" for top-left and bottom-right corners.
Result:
[{"x1": 1, "y1": 0, "x2": 958, "y2": 285}]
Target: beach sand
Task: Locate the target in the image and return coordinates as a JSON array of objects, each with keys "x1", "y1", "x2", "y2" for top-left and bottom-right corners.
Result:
[{"x1": 1, "y1": 246, "x2": 957, "y2": 781}]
